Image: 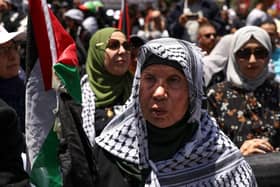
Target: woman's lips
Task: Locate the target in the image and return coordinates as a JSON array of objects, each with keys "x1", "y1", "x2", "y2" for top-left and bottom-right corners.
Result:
[
  {"x1": 151, "y1": 108, "x2": 168, "y2": 117},
  {"x1": 7, "y1": 64, "x2": 19, "y2": 69},
  {"x1": 247, "y1": 64, "x2": 259, "y2": 69},
  {"x1": 115, "y1": 59, "x2": 126, "y2": 64}
]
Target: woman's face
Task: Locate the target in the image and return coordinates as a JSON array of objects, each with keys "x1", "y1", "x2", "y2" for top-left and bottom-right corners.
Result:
[
  {"x1": 140, "y1": 64, "x2": 189, "y2": 128},
  {"x1": 0, "y1": 41, "x2": 20, "y2": 79},
  {"x1": 235, "y1": 38, "x2": 269, "y2": 80},
  {"x1": 104, "y1": 31, "x2": 131, "y2": 76}
]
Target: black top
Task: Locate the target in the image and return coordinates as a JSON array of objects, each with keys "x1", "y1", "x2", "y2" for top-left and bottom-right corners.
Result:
[
  {"x1": 0, "y1": 99, "x2": 29, "y2": 186},
  {"x1": 93, "y1": 145, "x2": 146, "y2": 187}
]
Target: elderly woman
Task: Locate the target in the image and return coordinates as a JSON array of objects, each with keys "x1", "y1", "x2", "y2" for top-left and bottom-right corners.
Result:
[
  {"x1": 92, "y1": 38, "x2": 256, "y2": 186},
  {"x1": 81, "y1": 27, "x2": 133, "y2": 145},
  {"x1": 0, "y1": 26, "x2": 25, "y2": 132},
  {"x1": 207, "y1": 26, "x2": 280, "y2": 156}
]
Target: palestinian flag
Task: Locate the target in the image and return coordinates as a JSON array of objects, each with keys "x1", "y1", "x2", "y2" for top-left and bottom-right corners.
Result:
[
  {"x1": 25, "y1": 0, "x2": 81, "y2": 186},
  {"x1": 118, "y1": 0, "x2": 131, "y2": 39}
]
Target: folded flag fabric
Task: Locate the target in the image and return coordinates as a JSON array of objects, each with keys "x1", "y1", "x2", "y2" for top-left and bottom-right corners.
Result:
[{"x1": 26, "y1": 0, "x2": 81, "y2": 186}]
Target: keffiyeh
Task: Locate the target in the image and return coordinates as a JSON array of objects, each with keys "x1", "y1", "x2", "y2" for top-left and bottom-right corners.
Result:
[
  {"x1": 81, "y1": 75, "x2": 96, "y2": 146},
  {"x1": 95, "y1": 38, "x2": 256, "y2": 186}
]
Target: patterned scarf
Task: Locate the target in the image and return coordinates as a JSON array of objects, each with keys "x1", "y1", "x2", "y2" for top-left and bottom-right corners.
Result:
[{"x1": 95, "y1": 38, "x2": 257, "y2": 186}]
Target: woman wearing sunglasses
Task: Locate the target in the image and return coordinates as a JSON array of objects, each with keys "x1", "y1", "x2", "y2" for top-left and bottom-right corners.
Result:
[
  {"x1": 81, "y1": 27, "x2": 133, "y2": 145},
  {"x1": 207, "y1": 26, "x2": 280, "y2": 157}
]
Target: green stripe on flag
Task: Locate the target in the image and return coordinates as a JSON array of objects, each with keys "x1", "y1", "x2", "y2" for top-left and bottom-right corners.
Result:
[
  {"x1": 30, "y1": 129, "x2": 62, "y2": 187},
  {"x1": 54, "y1": 63, "x2": 81, "y2": 104}
]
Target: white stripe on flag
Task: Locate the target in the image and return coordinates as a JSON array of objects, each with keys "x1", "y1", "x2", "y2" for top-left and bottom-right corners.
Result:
[
  {"x1": 25, "y1": 60, "x2": 57, "y2": 167},
  {"x1": 41, "y1": 0, "x2": 57, "y2": 65}
]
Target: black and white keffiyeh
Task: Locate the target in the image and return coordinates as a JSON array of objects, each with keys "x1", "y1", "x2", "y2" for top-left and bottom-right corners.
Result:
[
  {"x1": 81, "y1": 75, "x2": 96, "y2": 146},
  {"x1": 81, "y1": 74, "x2": 126, "y2": 146},
  {"x1": 95, "y1": 38, "x2": 257, "y2": 186}
]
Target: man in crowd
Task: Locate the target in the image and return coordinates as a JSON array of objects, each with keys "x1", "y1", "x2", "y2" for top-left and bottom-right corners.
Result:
[{"x1": 197, "y1": 22, "x2": 217, "y2": 54}]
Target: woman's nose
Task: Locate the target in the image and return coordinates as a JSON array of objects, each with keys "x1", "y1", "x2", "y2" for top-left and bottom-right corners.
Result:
[
  {"x1": 118, "y1": 44, "x2": 127, "y2": 53},
  {"x1": 248, "y1": 53, "x2": 257, "y2": 63},
  {"x1": 153, "y1": 85, "x2": 167, "y2": 100}
]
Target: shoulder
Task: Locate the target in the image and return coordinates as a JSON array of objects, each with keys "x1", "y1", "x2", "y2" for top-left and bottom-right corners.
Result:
[
  {"x1": 0, "y1": 99, "x2": 17, "y2": 128},
  {"x1": 0, "y1": 99, "x2": 28, "y2": 185},
  {"x1": 260, "y1": 78, "x2": 280, "y2": 90},
  {"x1": 258, "y1": 78, "x2": 280, "y2": 98},
  {"x1": 267, "y1": 77, "x2": 280, "y2": 86},
  {"x1": 81, "y1": 75, "x2": 95, "y2": 106},
  {"x1": 93, "y1": 145, "x2": 138, "y2": 187},
  {"x1": 81, "y1": 74, "x2": 89, "y2": 87},
  {"x1": 81, "y1": 74, "x2": 96, "y2": 145},
  {"x1": 207, "y1": 81, "x2": 228, "y2": 96},
  {"x1": 194, "y1": 113, "x2": 257, "y2": 185}
]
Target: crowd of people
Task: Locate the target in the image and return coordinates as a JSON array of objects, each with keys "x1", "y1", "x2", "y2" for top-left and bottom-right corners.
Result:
[{"x1": 0, "y1": 0, "x2": 280, "y2": 186}]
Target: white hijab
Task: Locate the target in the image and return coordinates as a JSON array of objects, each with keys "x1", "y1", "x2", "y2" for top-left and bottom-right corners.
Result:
[
  {"x1": 227, "y1": 26, "x2": 272, "y2": 90},
  {"x1": 203, "y1": 34, "x2": 233, "y2": 87}
]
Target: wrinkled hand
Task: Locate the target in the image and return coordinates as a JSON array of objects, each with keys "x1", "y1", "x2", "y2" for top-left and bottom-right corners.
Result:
[{"x1": 240, "y1": 138, "x2": 274, "y2": 156}]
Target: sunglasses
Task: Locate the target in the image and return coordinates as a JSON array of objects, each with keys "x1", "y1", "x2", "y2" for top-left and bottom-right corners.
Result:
[
  {"x1": 235, "y1": 47, "x2": 269, "y2": 60},
  {"x1": 106, "y1": 39, "x2": 131, "y2": 51},
  {"x1": 203, "y1": 33, "x2": 217, "y2": 39}
]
